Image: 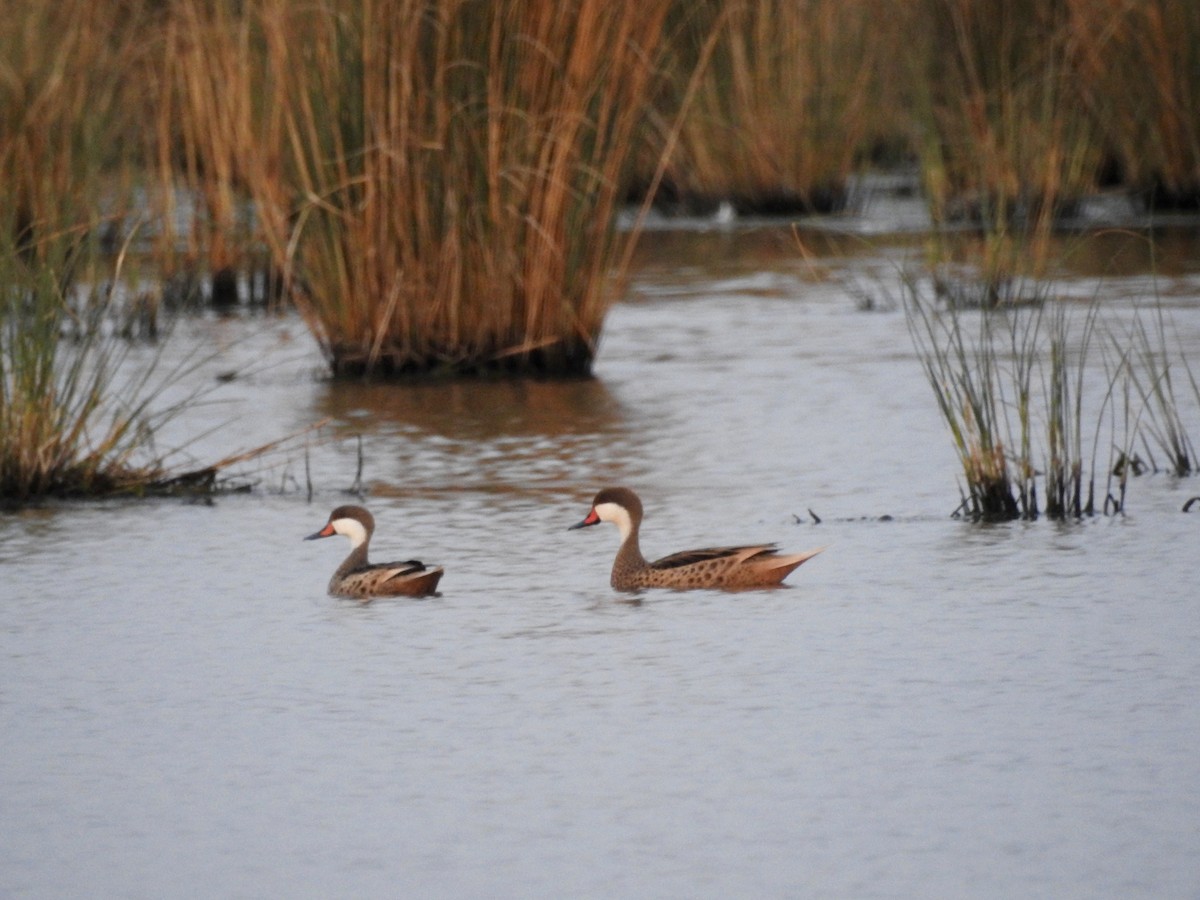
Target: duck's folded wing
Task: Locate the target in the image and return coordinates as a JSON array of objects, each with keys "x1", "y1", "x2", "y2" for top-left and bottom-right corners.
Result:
[
  {"x1": 375, "y1": 560, "x2": 429, "y2": 581},
  {"x1": 649, "y1": 544, "x2": 777, "y2": 570}
]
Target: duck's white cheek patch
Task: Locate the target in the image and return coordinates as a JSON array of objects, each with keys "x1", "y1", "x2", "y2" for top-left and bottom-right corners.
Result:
[
  {"x1": 332, "y1": 518, "x2": 368, "y2": 547},
  {"x1": 594, "y1": 502, "x2": 632, "y2": 540}
]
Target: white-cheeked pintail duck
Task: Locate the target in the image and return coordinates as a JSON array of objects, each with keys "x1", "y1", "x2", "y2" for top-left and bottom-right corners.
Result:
[
  {"x1": 305, "y1": 505, "x2": 443, "y2": 600},
  {"x1": 570, "y1": 487, "x2": 824, "y2": 591}
]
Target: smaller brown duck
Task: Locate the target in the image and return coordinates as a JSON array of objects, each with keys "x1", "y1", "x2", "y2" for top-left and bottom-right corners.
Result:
[
  {"x1": 570, "y1": 487, "x2": 823, "y2": 591},
  {"x1": 305, "y1": 505, "x2": 443, "y2": 600}
]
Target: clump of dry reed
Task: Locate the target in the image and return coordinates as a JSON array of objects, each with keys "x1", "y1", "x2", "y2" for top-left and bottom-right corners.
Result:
[
  {"x1": 1, "y1": 216, "x2": 184, "y2": 501},
  {"x1": 176, "y1": 0, "x2": 675, "y2": 377},
  {"x1": 0, "y1": 212, "x2": 311, "y2": 503},
  {"x1": 648, "y1": 0, "x2": 884, "y2": 215}
]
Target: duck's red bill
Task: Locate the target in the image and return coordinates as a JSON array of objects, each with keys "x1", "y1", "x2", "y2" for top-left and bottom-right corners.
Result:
[{"x1": 569, "y1": 508, "x2": 601, "y2": 530}]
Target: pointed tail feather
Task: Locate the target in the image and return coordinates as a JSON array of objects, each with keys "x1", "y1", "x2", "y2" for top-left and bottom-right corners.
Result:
[{"x1": 766, "y1": 546, "x2": 826, "y2": 577}]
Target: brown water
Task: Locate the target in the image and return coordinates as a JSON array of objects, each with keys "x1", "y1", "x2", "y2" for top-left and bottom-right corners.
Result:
[{"x1": 3, "y1": 212, "x2": 1200, "y2": 898}]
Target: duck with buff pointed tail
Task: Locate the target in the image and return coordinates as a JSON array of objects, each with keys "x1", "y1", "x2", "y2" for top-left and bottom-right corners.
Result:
[{"x1": 570, "y1": 487, "x2": 823, "y2": 591}]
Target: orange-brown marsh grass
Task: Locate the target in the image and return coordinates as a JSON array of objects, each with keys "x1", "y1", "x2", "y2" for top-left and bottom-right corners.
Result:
[
  {"x1": 650, "y1": 0, "x2": 884, "y2": 214},
  {"x1": 175, "y1": 0, "x2": 677, "y2": 377},
  {"x1": 1069, "y1": 0, "x2": 1200, "y2": 208}
]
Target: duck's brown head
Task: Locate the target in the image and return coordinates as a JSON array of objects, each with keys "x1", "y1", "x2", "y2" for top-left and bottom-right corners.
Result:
[
  {"x1": 305, "y1": 505, "x2": 375, "y2": 546},
  {"x1": 569, "y1": 487, "x2": 643, "y2": 537}
]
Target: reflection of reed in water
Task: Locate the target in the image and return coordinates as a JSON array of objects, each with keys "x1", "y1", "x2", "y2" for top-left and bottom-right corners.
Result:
[
  {"x1": 311, "y1": 377, "x2": 632, "y2": 501},
  {"x1": 314, "y1": 378, "x2": 627, "y2": 441}
]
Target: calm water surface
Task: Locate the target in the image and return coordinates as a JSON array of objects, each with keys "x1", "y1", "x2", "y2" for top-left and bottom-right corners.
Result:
[{"x1": 2, "y1": 222, "x2": 1199, "y2": 898}]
